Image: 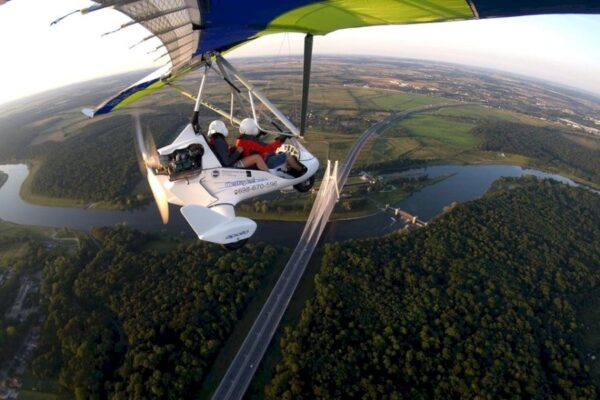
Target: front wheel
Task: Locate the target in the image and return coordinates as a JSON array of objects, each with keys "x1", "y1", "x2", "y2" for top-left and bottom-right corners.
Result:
[
  {"x1": 294, "y1": 175, "x2": 315, "y2": 193},
  {"x1": 222, "y1": 239, "x2": 248, "y2": 251}
]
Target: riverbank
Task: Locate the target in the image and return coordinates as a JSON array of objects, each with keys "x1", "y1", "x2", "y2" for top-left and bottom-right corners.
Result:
[
  {"x1": 15, "y1": 158, "x2": 452, "y2": 222},
  {"x1": 1, "y1": 162, "x2": 595, "y2": 248},
  {"x1": 16, "y1": 150, "x2": 600, "y2": 218},
  {"x1": 237, "y1": 173, "x2": 452, "y2": 222}
]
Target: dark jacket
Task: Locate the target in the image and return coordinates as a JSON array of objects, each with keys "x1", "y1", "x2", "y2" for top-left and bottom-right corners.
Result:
[{"x1": 209, "y1": 134, "x2": 241, "y2": 167}]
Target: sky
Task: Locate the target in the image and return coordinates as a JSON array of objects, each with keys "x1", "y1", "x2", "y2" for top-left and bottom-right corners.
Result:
[{"x1": 0, "y1": 0, "x2": 599, "y2": 106}]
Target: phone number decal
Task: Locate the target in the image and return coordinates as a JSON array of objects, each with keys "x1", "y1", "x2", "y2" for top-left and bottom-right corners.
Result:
[{"x1": 234, "y1": 181, "x2": 276, "y2": 195}]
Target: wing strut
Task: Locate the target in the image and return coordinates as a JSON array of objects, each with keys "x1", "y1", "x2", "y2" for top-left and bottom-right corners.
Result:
[{"x1": 300, "y1": 34, "x2": 313, "y2": 137}]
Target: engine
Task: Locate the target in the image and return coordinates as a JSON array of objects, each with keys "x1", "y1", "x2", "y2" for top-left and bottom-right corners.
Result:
[{"x1": 160, "y1": 143, "x2": 204, "y2": 181}]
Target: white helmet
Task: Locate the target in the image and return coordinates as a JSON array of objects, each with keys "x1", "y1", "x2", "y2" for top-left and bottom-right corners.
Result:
[
  {"x1": 239, "y1": 118, "x2": 259, "y2": 136},
  {"x1": 207, "y1": 120, "x2": 228, "y2": 137}
]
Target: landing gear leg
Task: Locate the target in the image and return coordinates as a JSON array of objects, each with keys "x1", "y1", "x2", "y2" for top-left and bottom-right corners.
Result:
[
  {"x1": 294, "y1": 175, "x2": 315, "y2": 193},
  {"x1": 222, "y1": 239, "x2": 248, "y2": 251}
]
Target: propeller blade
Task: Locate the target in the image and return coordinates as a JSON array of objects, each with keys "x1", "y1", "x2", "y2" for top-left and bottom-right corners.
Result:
[
  {"x1": 133, "y1": 115, "x2": 149, "y2": 176},
  {"x1": 144, "y1": 127, "x2": 161, "y2": 169},
  {"x1": 147, "y1": 167, "x2": 169, "y2": 224},
  {"x1": 133, "y1": 114, "x2": 160, "y2": 169},
  {"x1": 133, "y1": 114, "x2": 168, "y2": 224}
]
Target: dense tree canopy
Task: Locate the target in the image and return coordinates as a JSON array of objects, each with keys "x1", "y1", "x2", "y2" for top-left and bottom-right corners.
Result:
[
  {"x1": 32, "y1": 228, "x2": 282, "y2": 399},
  {"x1": 27, "y1": 111, "x2": 186, "y2": 208},
  {"x1": 266, "y1": 178, "x2": 600, "y2": 399},
  {"x1": 473, "y1": 121, "x2": 600, "y2": 184}
]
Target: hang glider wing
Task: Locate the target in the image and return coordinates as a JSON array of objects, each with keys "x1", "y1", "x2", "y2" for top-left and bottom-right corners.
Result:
[{"x1": 84, "y1": 0, "x2": 600, "y2": 117}]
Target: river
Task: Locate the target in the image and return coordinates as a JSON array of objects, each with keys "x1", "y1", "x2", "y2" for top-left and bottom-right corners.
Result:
[{"x1": 0, "y1": 163, "x2": 589, "y2": 246}]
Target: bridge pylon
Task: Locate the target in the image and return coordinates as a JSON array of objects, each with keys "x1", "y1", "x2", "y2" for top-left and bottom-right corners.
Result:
[{"x1": 323, "y1": 160, "x2": 340, "y2": 202}]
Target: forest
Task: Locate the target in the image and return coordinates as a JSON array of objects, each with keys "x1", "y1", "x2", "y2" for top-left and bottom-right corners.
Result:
[
  {"x1": 25, "y1": 108, "x2": 190, "y2": 208},
  {"x1": 31, "y1": 228, "x2": 282, "y2": 399},
  {"x1": 266, "y1": 178, "x2": 600, "y2": 399},
  {"x1": 473, "y1": 120, "x2": 600, "y2": 185}
]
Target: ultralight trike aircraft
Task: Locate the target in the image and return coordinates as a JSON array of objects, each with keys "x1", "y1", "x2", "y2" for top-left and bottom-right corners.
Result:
[{"x1": 126, "y1": 54, "x2": 320, "y2": 249}]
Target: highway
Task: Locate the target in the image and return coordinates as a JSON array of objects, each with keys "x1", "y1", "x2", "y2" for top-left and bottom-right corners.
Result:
[{"x1": 210, "y1": 103, "x2": 468, "y2": 400}]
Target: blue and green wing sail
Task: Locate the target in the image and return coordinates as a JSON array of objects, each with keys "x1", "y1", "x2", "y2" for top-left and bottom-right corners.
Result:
[{"x1": 87, "y1": 0, "x2": 600, "y2": 117}]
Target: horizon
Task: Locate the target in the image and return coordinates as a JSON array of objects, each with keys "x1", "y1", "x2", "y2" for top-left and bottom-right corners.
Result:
[{"x1": 1, "y1": 54, "x2": 599, "y2": 110}]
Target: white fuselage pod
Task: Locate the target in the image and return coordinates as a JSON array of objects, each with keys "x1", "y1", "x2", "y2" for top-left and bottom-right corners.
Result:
[{"x1": 155, "y1": 124, "x2": 319, "y2": 244}]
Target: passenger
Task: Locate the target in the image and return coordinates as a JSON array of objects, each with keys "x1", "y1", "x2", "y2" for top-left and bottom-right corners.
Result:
[
  {"x1": 207, "y1": 120, "x2": 269, "y2": 171},
  {"x1": 235, "y1": 118, "x2": 305, "y2": 176}
]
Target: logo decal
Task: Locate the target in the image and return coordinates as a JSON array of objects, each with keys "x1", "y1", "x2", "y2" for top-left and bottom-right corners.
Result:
[
  {"x1": 225, "y1": 230, "x2": 250, "y2": 240},
  {"x1": 224, "y1": 177, "x2": 269, "y2": 188}
]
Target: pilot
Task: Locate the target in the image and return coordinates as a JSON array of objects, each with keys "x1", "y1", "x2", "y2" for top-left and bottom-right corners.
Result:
[
  {"x1": 235, "y1": 118, "x2": 305, "y2": 177},
  {"x1": 206, "y1": 120, "x2": 269, "y2": 171}
]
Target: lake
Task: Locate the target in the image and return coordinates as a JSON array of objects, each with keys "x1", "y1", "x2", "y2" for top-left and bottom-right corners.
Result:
[{"x1": 0, "y1": 163, "x2": 589, "y2": 246}]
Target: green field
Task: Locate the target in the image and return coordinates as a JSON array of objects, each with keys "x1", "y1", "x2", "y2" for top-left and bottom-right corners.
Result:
[
  {"x1": 0, "y1": 221, "x2": 53, "y2": 264},
  {"x1": 345, "y1": 105, "x2": 533, "y2": 168},
  {"x1": 0, "y1": 221, "x2": 81, "y2": 264},
  {"x1": 398, "y1": 114, "x2": 479, "y2": 147},
  {"x1": 368, "y1": 91, "x2": 451, "y2": 110},
  {"x1": 306, "y1": 101, "x2": 552, "y2": 169}
]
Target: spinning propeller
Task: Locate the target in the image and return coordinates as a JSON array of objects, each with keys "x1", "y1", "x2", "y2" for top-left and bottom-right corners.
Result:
[{"x1": 133, "y1": 115, "x2": 169, "y2": 224}]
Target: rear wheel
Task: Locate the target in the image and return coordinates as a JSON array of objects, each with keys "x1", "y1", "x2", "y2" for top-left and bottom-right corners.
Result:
[
  {"x1": 294, "y1": 175, "x2": 315, "y2": 193},
  {"x1": 221, "y1": 239, "x2": 248, "y2": 251}
]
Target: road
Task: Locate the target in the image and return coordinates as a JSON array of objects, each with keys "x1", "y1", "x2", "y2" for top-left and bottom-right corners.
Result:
[{"x1": 210, "y1": 102, "x2": 469, "y2": 400}]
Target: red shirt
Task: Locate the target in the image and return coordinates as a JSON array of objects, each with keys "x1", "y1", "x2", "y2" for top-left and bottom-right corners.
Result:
[{"x1": 235, "y1": 135, "x2": 282, "y2": 160}]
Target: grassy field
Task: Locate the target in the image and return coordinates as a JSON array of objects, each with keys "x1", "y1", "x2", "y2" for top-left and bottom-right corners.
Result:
[
  {"x1": 0, "y1": 221, "x2": 53, "y2": 264},
  {"x1": 398, "y1": 114, "x2": 479, "y2": 147},
  {"x1": 346, "y1": 108, "x2": 528, "y2": 169},
  {"x1": 367, "y1": 91, "x2": 451, "y2": 111},
  {"x1": 428, "y1": 105, "x2": 563, "y2": 128},
  {"x1": 305, "y1": 102, "x2": 549, "y2": 170},
  {"x1": 0, "y1": 221, "x2": 81, "y2": 265}
]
